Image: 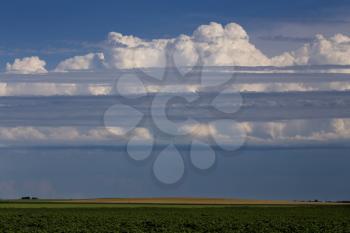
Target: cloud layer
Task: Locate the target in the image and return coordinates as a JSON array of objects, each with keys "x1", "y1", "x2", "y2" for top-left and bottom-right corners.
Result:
[
  {"x1": 1, "y1": 79, "x2": 350, "y2": 96},
  {"x1": 1, "y1": 118, "x2": 350, "y2": 147},
  {"x1": 0, "y1": 82, "x2": 112, "y2": 96},
  {"x1": 4, "y1": 22, "x2": 350, "y2": 72}
]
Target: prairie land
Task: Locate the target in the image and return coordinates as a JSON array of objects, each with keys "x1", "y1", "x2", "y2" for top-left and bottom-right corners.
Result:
[{"x1": 0, "y1": 199, "x2": 349, "y2": 232}]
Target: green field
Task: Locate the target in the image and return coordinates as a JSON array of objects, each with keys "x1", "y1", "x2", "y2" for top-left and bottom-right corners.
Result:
[{"x1": 0, "y1": 202, "x2": 350, "y2": 233}]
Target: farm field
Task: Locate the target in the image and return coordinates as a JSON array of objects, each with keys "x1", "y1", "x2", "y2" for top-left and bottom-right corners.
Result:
[{"x1": 0, "y1": 201, "x2": 349, "y2": 232}]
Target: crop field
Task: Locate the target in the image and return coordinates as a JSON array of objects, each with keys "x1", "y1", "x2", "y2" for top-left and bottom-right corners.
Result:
[{"x1": 0, "y1": 202, "x2": 349, "y2": 232}]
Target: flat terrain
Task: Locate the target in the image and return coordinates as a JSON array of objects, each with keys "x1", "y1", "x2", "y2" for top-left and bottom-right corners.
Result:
[
  {"x1": 0, "y1": 199, "x2": 349, "y2": 232},
  {"x1": 67, "y1": 197, "x2": 300, "y2": 205},
  {"x1": 1, "y1": 197, "x2": 341, "y2": 207}
]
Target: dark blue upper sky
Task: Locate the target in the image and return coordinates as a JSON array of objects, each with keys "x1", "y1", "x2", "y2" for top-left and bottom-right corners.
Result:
[
  {"x1": 1, "y1": 0, "x2": 348, "y2": 41},
  {"x1": 1, "y1": 0, "x2": 350, "y2": 68}
]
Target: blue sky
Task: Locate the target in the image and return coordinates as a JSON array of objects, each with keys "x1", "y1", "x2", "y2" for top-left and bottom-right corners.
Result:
[
  {"x1": 1, "y1": 0, "x2": 350, "y2": 69},
  {"x1": 1, "y1": 0, "x2": 348, "y2": 41},
  {"x1": 1, "y1": 0, "x2": 350, "y2": 200}
]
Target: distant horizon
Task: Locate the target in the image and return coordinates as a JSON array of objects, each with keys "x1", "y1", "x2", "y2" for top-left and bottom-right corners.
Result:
[{"x1": 3, "y1": 196, "x2": 350, "y2": 203}]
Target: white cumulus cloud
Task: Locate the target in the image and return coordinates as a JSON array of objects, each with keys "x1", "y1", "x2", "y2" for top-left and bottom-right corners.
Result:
[
  {"x1": 66, "y1": 22, "x2": 350, "y2": 69},
  {"x1": 104, "y1": 22, "x2": 271, "y2": 69},
  {"x1": 272, "y1": 34, "x2": 350, "y2": 66},
  {"x1": 6, "y1": 56, "x2": 48, "y2": 74},
  {"x1": 6, "y1": 22, "x2": 350, "y2": 73},
  {"x1": 54, "y1": 53, "x2": 105, "y2": 72}
]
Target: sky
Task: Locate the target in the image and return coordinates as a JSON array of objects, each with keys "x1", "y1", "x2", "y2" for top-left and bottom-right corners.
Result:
[
  {"x1": 1, "y1": 0, "x2": 350, "y2": 69},
  {"x1": 0, "y1": 0, "x2": 350, "y2": 200}
]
